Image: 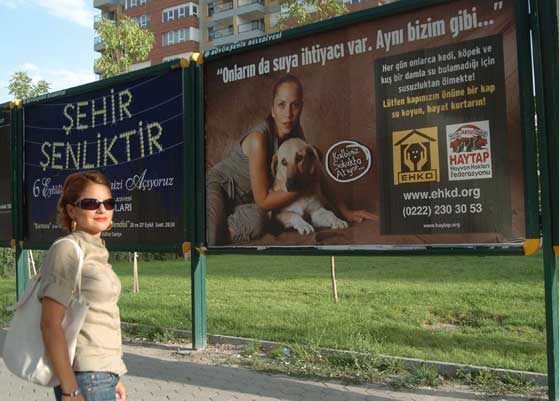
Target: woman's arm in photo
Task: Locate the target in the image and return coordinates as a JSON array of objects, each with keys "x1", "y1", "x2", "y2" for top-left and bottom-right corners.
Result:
[
  {"x1": 317, "y1": 165, "x2": 377, "y2": 223},
  {"x1": 244, "y1": 131, "x2": 299, "y2": 210}
]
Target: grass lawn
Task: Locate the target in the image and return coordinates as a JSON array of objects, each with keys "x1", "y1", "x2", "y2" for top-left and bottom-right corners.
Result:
[{"x1": 0, "y1": 252, "x2": 547, "y2": 373}]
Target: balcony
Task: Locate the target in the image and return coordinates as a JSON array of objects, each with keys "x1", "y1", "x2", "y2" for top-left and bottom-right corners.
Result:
[
  {"x1": 208, "y1": 26, "x2": 234, "y2": 42},
  {"x1": 208, "y1": 19, "x2": 265, "y2": 47},
  {"x1": 216, "y1": 1, "x2": 234, "y2": 13},
  {"x1": 94, "y1": 12, "x2": 116, "y2": 29},
  {"x1": 208, "y1": 25, "x2": 236, "y2": 46},
  {"x1": 94, "y1": 36, "x2": 105, "y2": 52},
  {"x1": 94, "y1": 0, "x2": 121, "y2": 10},
  {"x1": 238, "y1": 19, "x2": 264, "y2": 34},
  {"x1": 211, "y1": 0, "x2": 265, "y2": 22},
  {"x1": 236, "y1": 19, "x2": 265, "y2": 40}
]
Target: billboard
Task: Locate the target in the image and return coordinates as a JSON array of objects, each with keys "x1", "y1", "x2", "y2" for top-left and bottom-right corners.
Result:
[
  {"x1": 204, "y1": 0, "x2": 529, "y2": 248},
  {"x1": 24, "y1": 67, "x2": 185, "y2": 246},
  {"x1": 0, "y1": 106, "x2": 11, "y2": 243}
]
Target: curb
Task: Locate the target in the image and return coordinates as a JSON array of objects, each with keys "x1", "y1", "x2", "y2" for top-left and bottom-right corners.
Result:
[{"x1": 120, "y1": 322, "x2": 548, "y2": 386}]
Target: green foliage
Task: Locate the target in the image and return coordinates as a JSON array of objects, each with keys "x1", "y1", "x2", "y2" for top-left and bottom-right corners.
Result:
[
  {"x1": 239, "y1": 344, "x2": 540, "y2": 396},
  {"x1": 122, "y1": 323, "x2": 178, "y2": 343},
  {"x1": 0, "y1": 248, "x2": 15, "y2": 277},
  {"x1": 8, "y1": 71, "x2": 50, "y2": 100},
  {"x1": 390, "y1": 364, "x2": 443, "y2": 388},
  {"x1": 276, "y1": 0, "x2": 348, "y2": 29},
  {"x1": 239, "y1": 343, "x2": 387, "y2": 384},
  {"x1": 29, "y1": 80, "x2": 51, "y2": 98},
  {"x1": 456, "y1": 368, "x2": 541, "y2": 396},
  {"x1": 241, "y1": 341, "x2": 262, "y2": 357},
  {"x1": 270, "y1": 344, "x2": 289, "y2": 360},
  {"x1": 94, "y1": 16, "x2": 154, "y2": 78}
]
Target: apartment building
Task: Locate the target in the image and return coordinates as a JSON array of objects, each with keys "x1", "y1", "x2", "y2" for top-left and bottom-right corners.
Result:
[
  {"x1": 203, "y1": 0, "x2": 272, "y2": 49},
  {"x1": 94, "y1": 0, "x2": 387, "y2": 73},
  {"x1": 93, "y1": 0, "x2": 200, "y2": 72},
  {"x1": 202, "y1": 0, "x2": 387, "y2": 49}
]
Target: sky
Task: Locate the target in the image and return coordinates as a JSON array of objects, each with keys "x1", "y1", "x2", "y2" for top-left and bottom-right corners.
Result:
[{"x1": 0, "y1": 0, "x2": 98, "y2": 103}]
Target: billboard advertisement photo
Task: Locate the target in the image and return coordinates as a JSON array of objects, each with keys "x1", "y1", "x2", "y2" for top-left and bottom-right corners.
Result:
[{"x1": 204, "y1": 0, "x2": 530, "y2": 248}]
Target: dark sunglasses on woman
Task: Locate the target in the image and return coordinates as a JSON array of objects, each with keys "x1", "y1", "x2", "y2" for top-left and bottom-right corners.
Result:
[{"x1": 73, "y1": 198, "x2": 116, "y2": 211}]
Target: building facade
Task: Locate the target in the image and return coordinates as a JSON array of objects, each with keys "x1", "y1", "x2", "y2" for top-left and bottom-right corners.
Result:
[
  {"x1": 94, "y1": 0, "x2": 388, "y2": 73},
  {"x1": 202, "y1": 0, "x2": 385, "y2": 50},
  {"x1": 93, "y1": 0, "x2": 200, "y2": 72}
]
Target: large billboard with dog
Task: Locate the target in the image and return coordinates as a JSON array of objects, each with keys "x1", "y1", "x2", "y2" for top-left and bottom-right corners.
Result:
[{"x1": 204, "y1": 0, "x2": 529, "y2": 248}]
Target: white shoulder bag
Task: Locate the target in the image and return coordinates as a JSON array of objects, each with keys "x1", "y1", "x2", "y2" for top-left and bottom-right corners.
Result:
[{"x1": 2, "y1": 238, "x2": 89, "y2": 387}]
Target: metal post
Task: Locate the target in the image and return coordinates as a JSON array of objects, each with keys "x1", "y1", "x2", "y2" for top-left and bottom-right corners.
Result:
[
  {"x1": 15, "y1": 243, "x2": 28, "y2": 300},
  {"x1": 191, "y1": 248, "x2": 207, "y2": 349},
  {"x1": 12, "y1": 101, "x2": 28, "y2": 300},
  {"x1": 184, "y1": 55, "x2": 207, "y2": 349},
  {"x1": 532, "y1": 1, "x2": 559, "y2": 397},
  {"x1": 544, "y1": 246, "x2": 559, "y2": 400}
]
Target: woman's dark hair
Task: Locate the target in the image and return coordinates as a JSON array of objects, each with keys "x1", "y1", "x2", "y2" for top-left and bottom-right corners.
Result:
[
  {"x1": 271, "y1": 74, "x2": 303, "y2": 103},
  {"x1": 56, "y1": 171, "x2": 112, "y2": 232}
]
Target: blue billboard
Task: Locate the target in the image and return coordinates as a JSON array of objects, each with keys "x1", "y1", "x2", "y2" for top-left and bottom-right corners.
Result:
[
  {"x1": 24, "y1": 68, "x2": 185, "y2": 245},
  {"x1": 0, "y1": 106, "x2": 11, "y2": 243}
]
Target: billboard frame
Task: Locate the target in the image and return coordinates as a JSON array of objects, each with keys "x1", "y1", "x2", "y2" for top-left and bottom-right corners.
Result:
[
  {"x1": 0, "y1": 101, "x2": 14, "y2": 248},
  {"x1": 532, "y1": 0, "x2": 559, "y2": 398},
  {"x1": 201, "y1": 0, "x2": 539, "y2": 255},
  {"x1": 19, "y1": 59, "x2": 195, "y2": 254}
]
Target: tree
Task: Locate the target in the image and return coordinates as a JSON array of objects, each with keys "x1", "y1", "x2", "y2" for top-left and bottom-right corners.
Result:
[
  {"x1": 8, "y1": 71, "x2": 50, "y2": 99},
  {"x1": 94, "y1": 16, "x2": 154, "y2": 78},
  {"x1": 276, "y1": 0, "x2": 348, "y2": 29},
  {"x1": 277, "y1": 0, "x2": 396, "y2": 29}
]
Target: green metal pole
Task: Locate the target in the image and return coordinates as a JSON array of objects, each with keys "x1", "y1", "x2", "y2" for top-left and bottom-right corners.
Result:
[
  {"x1": 15, "y1": 243, "x2": 29, "y2": 300},
  {"x1": 533, "y1": 0, "x2": 559, "y2": 397},
  {"x1": 12, "y1": 102, "x2": 29, "y2": 300},
  {"x1": 193, "y1": 56, "x2": 207, "y2": 349},
  {"x1": 185, "y1": 56, "x2": 207, "y2": 349},
  {"x1": 544, "y1": 247, "x2": 559, "y2": 400},
  {"x1": 191, "y1": 249, "x2": 206, "y2": 349}
]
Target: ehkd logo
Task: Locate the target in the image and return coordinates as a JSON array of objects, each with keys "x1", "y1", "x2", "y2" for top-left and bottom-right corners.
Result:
[{"x1": 392, "y1": 127, "x2": 440, "y2": 185}]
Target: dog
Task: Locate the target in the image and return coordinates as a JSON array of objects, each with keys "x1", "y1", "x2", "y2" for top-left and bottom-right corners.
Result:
[{"x1": 271, "y1": 138, "x2": 348, "y2": 235}]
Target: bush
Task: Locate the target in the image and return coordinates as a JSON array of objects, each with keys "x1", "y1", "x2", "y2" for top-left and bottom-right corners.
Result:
[
  {"x1": 0, "y1": 248, "x2": 50, "y2": 277},
  {"x1": 0, "y1": 248, "x2": 15, "y2": 276}
]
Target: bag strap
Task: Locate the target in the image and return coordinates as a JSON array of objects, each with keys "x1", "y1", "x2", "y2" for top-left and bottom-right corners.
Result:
[
  {"x1": 53, "y1": 238, "x2": 84, "y2": 295},
  {"x1": 5, "y1": 238, "x2": 84, "y2": 312}
]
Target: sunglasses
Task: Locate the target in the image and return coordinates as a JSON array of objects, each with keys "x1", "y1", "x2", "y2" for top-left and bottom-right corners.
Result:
[{"x1": 73, "y1": 198, "x2": 116, "y2": 211}]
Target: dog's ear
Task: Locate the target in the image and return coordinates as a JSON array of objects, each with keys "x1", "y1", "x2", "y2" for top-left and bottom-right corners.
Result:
[
  {"x1": 309, "y1": 145, "x2": 322, "y2": 161},
  {"x1": 306, "y1": 145, "x2": 322, "y2": 176},
  {"x1": 271, "y1": 153, "x2": 278, "y2": 177}
]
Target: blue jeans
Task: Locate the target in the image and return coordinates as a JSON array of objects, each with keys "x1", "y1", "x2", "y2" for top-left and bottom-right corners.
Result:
[{"x1": 54, "y1": 372, "x2": 119, "y2": 401}]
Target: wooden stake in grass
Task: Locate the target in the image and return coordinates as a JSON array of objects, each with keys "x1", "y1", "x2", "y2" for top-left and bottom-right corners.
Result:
[
  {"x1": 133, "y1": 251, "x2": 140, "y2": 293},
  {"x1": 28, "y1": 250, "x2": 37, "y2": 277},
  {"x1": 330, "y1": 256, "x2": 338, "y2": 303}
]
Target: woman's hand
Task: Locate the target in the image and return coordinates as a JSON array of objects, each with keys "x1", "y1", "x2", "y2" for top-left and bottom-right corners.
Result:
[
  {"x1": 340, "y1": 207, "x2": 378, "y2": 223},
  {"x1": 116, "y1": 379, "x2": 127, "y2": 401}
]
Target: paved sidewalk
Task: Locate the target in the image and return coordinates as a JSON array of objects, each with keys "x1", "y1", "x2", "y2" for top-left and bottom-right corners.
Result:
[{"x1": 0, "y1": 330, "x2": 546, "y2": 401}]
